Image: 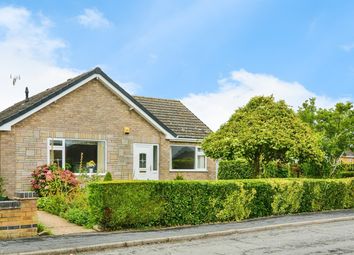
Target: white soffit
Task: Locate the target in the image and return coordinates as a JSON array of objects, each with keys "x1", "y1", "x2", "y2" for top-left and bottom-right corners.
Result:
[{"x1": 0, "y1": 73, "x2": 176, "y2": 139}]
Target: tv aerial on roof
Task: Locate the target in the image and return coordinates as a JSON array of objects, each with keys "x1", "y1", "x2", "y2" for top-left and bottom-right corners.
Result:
[{"x1": 10, "y1": 74, "x2": 21, "y2": 86}]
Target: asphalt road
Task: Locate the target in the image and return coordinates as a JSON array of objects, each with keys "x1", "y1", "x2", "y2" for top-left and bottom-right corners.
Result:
[{"x1": 83, "y1": 220, "x2": 354, "y2": 255}]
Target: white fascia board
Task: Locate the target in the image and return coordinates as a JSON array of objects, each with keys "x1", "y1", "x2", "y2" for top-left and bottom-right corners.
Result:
[
  {"x1": 96, "y1": 74, "x2": 175, "y2": 139},
  {"x1": 0, "y1": 75, "x2": 96, "y2": 131},
  {"x1": 0, "y1": 73, "x2": 176, "y2": 140},
  {"x1": 167, "y1": 137, "x2": 202, "y2": 143},
  {"x1": 0, "y1": 123, "x2": 11, "y2": 131}
]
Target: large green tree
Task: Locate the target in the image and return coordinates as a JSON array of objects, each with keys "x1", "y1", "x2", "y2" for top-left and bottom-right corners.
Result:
[
  {"x1": 298, "y1": 98, "x2": 353, "y2": 172},
  {"x1": 202, "y1": 96, "x2": 323, "y2": 177}
]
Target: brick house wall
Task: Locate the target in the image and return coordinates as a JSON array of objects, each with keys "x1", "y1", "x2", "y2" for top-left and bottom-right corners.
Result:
[{"x1": 0, "y1": 79, "x2": 216, "y2": 196}]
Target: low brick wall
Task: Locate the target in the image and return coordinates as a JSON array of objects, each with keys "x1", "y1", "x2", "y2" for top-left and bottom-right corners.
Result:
[{"x1": 0, "y1": 192, "x2": 37, "y2": 239}]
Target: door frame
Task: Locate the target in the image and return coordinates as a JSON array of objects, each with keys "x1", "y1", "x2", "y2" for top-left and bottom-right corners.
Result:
[{"x1": 133, "y1": 143, "x2": 159, "y2": 180}]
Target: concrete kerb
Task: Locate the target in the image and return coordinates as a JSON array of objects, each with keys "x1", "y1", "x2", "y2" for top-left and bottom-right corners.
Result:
[{"x1": 15, "y1": 215, "x2": 354, "y2": 255}]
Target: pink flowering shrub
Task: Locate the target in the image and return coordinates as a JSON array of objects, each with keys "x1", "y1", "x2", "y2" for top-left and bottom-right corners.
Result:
[{"x1": 31, "y1": 164, "x2": 79, "y2": 197}]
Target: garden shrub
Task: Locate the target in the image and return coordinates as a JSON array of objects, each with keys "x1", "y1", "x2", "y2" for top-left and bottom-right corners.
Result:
[
  {"x1": 37, "y1": 186, "x2": 94, "y2": 227},
  {"x1": 300, "y1": 161, "x2": 331, "y2": 178},
  {"x1": 174, "y1": 174, "x2": 184, "y2": 180},
  {"x1": 32, "y1": 164, "x2": 99, "y2": 228},
  {"x1": 340, "y1": 171, "x2": 354, "y2": 178},
  {"x1": 337, "y1": 163, "x2": 354, "y2": 178},
  {"x1": 337, "y1": 163, "x2": 354, "y2": 172},
  {"x1": 37, "y1": 193, "x2": 68, "y2": 215},
  {"x1": 31, "y1": 164, "x2": 79, "y2": 196},
  {"x1": 64, "y1": 188, "x2": 93, "y2": 226},
  {"x1": 262, "y1": 161, "x2": 289, "y2": 178},
  {"x1": 0, "y1": 176, "x2": 5, "y2": 200},
  {"x1": 103, "y1": 172, "x2": 113, "y2": 181},
  {"x1": 218, "y1": 159, "x2": 253, "y2": 179},
  {"x1": 62, "y1": 207, "x2": 92, "y2": 226},
  {"x1": 88, "y1": 178, "x2": 354, "y2": 230}
]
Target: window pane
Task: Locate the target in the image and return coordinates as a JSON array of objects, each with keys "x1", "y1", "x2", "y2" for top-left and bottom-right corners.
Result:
[
  {"x1": 97, "y1": 142, "x2": 105, "y2": 174},
  {"x1": 65, "y1": 140, "x2": 104, "y2": 173},
  {"x1": 50, "y1": 140, "x2": 63, "y2": 146},
  {"x1": 139, "y1": 153, "x2": 147, "y2": 169},
  {"x1": 50, "y1": 150, "x2": 63, "y2": 168},
  {"x1": 153, "y1": 145, "x2": 158, "y2": 171},
  {"x1": 171, "y1": 146, "x2": 195, "y2": 169},
  {"x1": 197, "y1": 155, "x2": 206, "y2": 169}
]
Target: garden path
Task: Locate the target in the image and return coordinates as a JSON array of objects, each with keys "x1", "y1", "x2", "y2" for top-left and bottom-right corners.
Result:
[{"x1": 37, "y1": 210, "x2": 95, "y2": 235}]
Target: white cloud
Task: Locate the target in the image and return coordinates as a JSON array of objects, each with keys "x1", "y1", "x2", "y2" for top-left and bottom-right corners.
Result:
[
  {"x1": 182, "y1": 69, "x2": 348, "y2": 131},
  {"x1": 0, "y1": 6, "x2": 79, "y2": 111},
  {"x1": 77, "y1": 8, "x2": 111, "y2": 29}
]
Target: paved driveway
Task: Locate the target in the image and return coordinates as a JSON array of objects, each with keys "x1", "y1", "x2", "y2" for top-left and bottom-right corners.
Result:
[{"x1": 83, "y1": 220, "x2": 354, "y2": 255}]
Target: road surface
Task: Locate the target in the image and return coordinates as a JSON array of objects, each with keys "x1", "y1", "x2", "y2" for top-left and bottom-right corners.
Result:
[{"x1": 83, "y1": 220, "x2": 354, "y2": 255}]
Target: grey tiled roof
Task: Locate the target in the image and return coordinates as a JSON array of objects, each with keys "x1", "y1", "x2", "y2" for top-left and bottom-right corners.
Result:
[
  {"x1": 134, "y1": 96, "x2": 211, "y2": 139},
  {"x1": 0, "y1": 69, "x2": 93, "y2": 127},
  {"x1": 0, "y1": 68, "x2": 211, "y2": 139}
]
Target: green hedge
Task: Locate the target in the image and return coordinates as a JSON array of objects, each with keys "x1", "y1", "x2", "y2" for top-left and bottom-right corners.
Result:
[
  {"x1": 218, "y1": 159, "x2": 290, "y2": 179},
  {"x1": 0, "y1": 176, "x2": 5, "y2": 200},
  {"x1": 88, "y1": 178, "x2": 354, "y2": 230},
  {"x1": 340, "y1": 171, "x2": 354, "y2": 178},
  {"x1": 218, "y1": 159, "x2": 253, "y2": 179}
]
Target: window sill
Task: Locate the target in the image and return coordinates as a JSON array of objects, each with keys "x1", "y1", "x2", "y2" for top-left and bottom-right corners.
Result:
[
  {"x1": 73, "y1": 173, "x2": 106, "y2": 176},
  {"x1": 169, "y1": 169, "x2": 208, "y2": 173}
]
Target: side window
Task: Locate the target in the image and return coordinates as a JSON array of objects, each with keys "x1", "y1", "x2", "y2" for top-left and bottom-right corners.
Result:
[
  {"x1": 171, "y1": 146, "x2": 196, "y2": 170},
  {"x1": 170, "y1": 146, "x2": 207, "y2": 170}
]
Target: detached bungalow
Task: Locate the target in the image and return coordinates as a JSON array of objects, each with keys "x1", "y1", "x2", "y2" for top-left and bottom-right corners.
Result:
[{"x1": 0, "y1": 67, "x2": 216, "y2": 196}]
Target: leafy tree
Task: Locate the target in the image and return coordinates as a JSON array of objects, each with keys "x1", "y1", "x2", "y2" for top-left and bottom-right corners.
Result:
[
  {"x1": 202, "y1": 96, "x2": 323, "y2": 177},
  {"x1": 298, "y1": 98, "x2": 354, "y2": 173}
]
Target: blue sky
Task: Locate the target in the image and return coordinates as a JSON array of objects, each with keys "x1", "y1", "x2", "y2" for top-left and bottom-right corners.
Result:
[{"x1": 0, "y1": 1, "x2": 353, "y2": 129}]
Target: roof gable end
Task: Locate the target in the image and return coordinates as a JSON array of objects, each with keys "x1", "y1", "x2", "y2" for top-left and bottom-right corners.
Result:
[{"x1": 0, "y1": 68, "x2": 176, "y2": 138}]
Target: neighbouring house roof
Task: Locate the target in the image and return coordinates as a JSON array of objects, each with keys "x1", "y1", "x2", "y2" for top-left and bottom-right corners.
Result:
[
  {"x1": 341, "y1": 150, "x2": 354, "y2": 158},
  {"x1": 134, "y1": 96, "x2": 211, "y2": 139},
  {"x1": 0, "y1": 67, "x2": 211, "y2": 140}
]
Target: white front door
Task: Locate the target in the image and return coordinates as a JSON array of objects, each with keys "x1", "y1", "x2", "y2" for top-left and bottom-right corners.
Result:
[{"x1": 133, "y1": 143, "x2": 159, "y2": 180}]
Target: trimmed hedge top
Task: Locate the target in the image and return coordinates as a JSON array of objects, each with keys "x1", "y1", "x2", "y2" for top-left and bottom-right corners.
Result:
[{"x1": 88, "y1": 178, "x2": 354, "y2": 230}]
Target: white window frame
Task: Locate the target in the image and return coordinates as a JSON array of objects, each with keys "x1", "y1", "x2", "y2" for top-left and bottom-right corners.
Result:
[
  {"x1": 47, "y1": 138, "x2": 65, "y2": 169},
  {"x1": 47, "y1": 138, "x2": 107, "y2": 175},
  {"x1": 169, "y1": 145, "x2": 207, "y2": 172}
]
